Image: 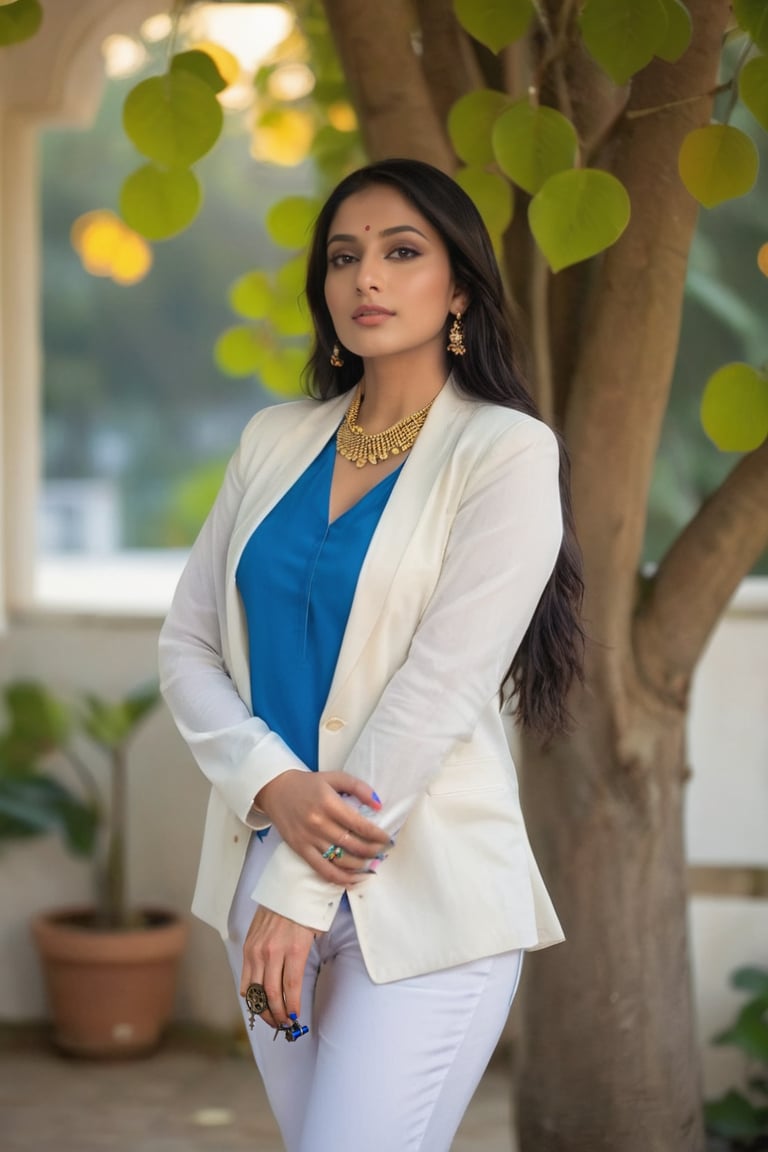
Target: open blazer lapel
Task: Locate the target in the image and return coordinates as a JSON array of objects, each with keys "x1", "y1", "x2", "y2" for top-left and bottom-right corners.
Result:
[
  {"x1": 327, "y1": 376, "x2": 472, "y2": 702},
  {"x1": 222, "y1": 375, "x2": 472, "y2": 712},
  {"x1": 223, "y1": 392, "x2": 348, "y2": 706}
]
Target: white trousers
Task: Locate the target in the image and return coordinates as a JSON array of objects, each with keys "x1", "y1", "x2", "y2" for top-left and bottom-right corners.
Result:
[{"x1": 226, "y1": 831, "x2": 523, "y2": 1152}]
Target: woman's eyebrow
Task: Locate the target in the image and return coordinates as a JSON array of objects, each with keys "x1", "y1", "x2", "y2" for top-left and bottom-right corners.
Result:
[{"x1": 326, "y1": 224, "x2": 428, "y2": 246}]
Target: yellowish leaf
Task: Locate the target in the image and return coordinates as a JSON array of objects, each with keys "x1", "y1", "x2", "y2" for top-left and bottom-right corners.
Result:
[
  {"x1": 448, "y1": 89, "x2": 511, "y2": 167},
  {"x1": 739, "y1": 56, "x2": 768, "y2": 134},
  {"x1": 492, "y1": 100, "x2": 577, "y2": 194},
  {"x1": 701, "y1": 362, "x2": 768, "y2": 452},
  {"x1": 190, "y1": 41, "x2": 240, "y2": 87},
  {"x1": 678, "y1": 125, "x2": 758, "y2": 208},
  {"x1": 454, "y1": 167, "x2": 514, "y2": 238},
  {"x1": 453, "y1": 0, "x2": 535, "y2": 52},
  {"x1": 529, "y1": 169, "x2": 630, "y2": 272},
  {"x1": 251, "y1": 107, "x2": 315, "y2": 167}
]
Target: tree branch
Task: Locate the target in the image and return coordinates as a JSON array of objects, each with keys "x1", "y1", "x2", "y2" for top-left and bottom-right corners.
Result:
[
  {"x1": 321, "y1": 0, "x2": 455, "y2": 169},
  {"x1": 562, "y1": 0, "x2": 731, "y2": 673},
  {"x1": 634, "y1": 437, "x2": 768, "y2": 707},
  {"x1": 412, "y1": 0, "x2": 484, "y2": 125},
  {"x1": 530, "y1": 247, "x2": 554, "y2": 423}
]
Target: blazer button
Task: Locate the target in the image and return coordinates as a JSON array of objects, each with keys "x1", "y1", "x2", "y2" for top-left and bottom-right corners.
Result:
[{"x1": 324, "y1": 717, "x2": 346, "y2": 732}]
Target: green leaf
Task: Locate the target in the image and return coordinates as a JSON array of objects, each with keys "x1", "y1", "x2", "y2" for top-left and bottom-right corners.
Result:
[
  {"x1": 270, "y1": 289, "x2": 313, "y2": 337},
  {"x1": 276, "y1": 254, "x2": 308, "y2": 299},
  {"x1": 272, "y1": 260, "x2": 312, "y2": 336},
  {"x1": 734, "y1": 0, "x2": 768, "y2": 53},
  {"x1": 122, "y1": 685, "x2": 160, "y2": 731},
  {"x1": 80, "y1": 699, "x2": 126, "y2": 751},
  {"x1": 81, "y1": 687, "x2": 158, "y2": 752},
  {"x1": 120, "y1": 164, "x2": 202, "y2": 241},
  {"x1": 171, "y1": 50, "x2": 227, "y2": 95},
  {"x1": 265, "y1": 196, "x2": 320, "y2": 248},
  {"x1": 492, "y1": 100, "x2": 577, "y2": 195},
  {"x1": 713, "y1": 998, "x2": 768, "y2": 1060},
  {"x1": 229, "y1": 271, "x2": 273, "y2": 320},
  {"x1": 0, "y1": 0, "x2": 42, "y2": 46},
  {"x1": 123, "y1": 70, "x2": 223, "y2": 168},
  {"x1": 528, "y1": 168, "x2": 631, "y2": 272},
  {"x1": 579, "y1": 0, "x2": 668, "y2": 85},
  {"x1": 678, "y1": 125, "x2": 759, "y2": 208},
  {"x1": 0, "y1": 776, "x2": 97, "y2": 856},
  {"x1": 749, "y1": 1075, "x2": 768, "y2": 1098},
  {"x1": 448, "y1": 89, "x2": 511, "y2": 166},
  {"x1": 214, "y1": 326, "x2": 265, "y2": 376},
  {"x1": 655, "y1": 0, "x2": 692, "y2": 62},
  {"x1": 740, "y1": 55, "x2": 768, "y2": 134},
  {"x1": 732, "y1": 967, "x2": 768, "y2": 998},
  {"x1": 704, "y1": 1089, "x2": 768, "y2": 1140},
  {"x1": 454, "y1": 167, "x2": 514, "y2": 240},
  {"x1": 453, "y1": 0, "x2": 535, "y2": 53},
  {"x1": 258, "y1": 347, "x2": 308, "y2": 398},
  {"x1": 701, "y1": 363, "x2": 768, "y2": 452},
  {"x1": 311, "y1": 124, "x2": 363, "y2": 180},
  {"x1": 0, "y1": 682, "x2": 71, "y2": 774}
]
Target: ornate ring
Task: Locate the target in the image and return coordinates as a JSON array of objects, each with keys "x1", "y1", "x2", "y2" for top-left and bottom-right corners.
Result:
[
  {"x1": 322, "y1": 844, "x2": 344, "y2": 862},
  {"x1": 244, "y1": 983, "x2": 268, "y2": 1017}
]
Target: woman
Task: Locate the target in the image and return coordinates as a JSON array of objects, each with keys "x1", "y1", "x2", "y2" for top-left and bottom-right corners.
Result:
[{"x1": 159, "y1": 158, "x2": 583, "y2": 1152}]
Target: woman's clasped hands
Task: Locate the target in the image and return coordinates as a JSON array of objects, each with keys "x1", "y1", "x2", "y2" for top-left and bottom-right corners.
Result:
[
  {"x1": 255, "y1": 768, "x2": 390, "y2": 883},
  {"x1": 241, "y1": 771, "x2": 390, "y2": 1031}
]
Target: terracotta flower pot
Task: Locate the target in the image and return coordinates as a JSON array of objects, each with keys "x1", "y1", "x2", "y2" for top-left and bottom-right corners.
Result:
[{"x1": 32, "y1": 907, "x2": 188, "y2": 1058}]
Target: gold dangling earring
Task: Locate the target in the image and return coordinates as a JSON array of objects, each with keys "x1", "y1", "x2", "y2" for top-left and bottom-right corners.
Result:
[
  {"x1": 447, "y1": 312, "x2": 466, "y2": 357},
  {"x1": 330, "y1": 342, "x2": 344, "y2": 368}
]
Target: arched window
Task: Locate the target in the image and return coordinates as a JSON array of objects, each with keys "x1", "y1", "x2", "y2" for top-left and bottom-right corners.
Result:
[{"x1": 2, "y1": 1, "x2": 313, "y2": 615}]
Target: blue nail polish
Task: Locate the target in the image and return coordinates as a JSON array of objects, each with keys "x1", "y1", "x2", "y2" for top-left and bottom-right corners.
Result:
[
  {"x1": 289, "y1": 1012, "x2": 298, "y2": 1021},
  {"x1": 371, "y1": 791, "x2": 382, "y2": 805}
]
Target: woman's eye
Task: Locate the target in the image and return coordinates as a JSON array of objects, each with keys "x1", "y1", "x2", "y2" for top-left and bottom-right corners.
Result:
[
  {"x1": 388, "y1": 246, "x2": 419, "y2": 259},
  {"x1": 329, "y1": 252, "x2": 356, "y2": 267}
]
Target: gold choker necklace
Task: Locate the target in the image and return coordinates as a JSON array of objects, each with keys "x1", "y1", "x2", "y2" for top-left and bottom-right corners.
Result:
[{"x1": 336, "y1": 389, "x2": 434, "y2": 468}]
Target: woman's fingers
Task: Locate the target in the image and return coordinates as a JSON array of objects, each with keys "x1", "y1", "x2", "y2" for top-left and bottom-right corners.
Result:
[
  {"x1": 257, "y1": 770, "x2": 388, "y2": 848},
  {"x1": 241, "y1": 908, "x2": 316, "y2": 1032},
  {"x1": 299, "y1": 845, "x2": 371, "y2": 884},
  {"x1": 254, "y1": 769, "x2": 391, "y2": 882},
  {"x1": 281, "y1": 945, "x2": 307, "y2": 1021},
  {"x1": 324, "y1": 771, "x2": 382, "y2": 811},
  {"x1": 262, "y1": 955, "x2": 288, "y2": 1028}
]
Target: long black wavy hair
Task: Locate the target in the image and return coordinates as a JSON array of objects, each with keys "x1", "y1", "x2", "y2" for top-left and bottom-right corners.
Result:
[{"x1": 303, "y1": 158, "x2": 585, "y2": 736}]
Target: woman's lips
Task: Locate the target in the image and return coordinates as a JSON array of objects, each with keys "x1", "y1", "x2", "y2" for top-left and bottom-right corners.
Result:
[{"x1": 352, "y1": 309, "x2": 394, "y2": 326}]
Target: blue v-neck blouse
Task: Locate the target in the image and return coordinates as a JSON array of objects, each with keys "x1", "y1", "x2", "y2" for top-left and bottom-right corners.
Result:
[{"x1": 236, "y1": 435, "x2": 403, "y2": 774}]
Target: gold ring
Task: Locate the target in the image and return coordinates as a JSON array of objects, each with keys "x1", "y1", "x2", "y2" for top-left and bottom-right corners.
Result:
[{"x1": 245, "y1": 983, "x2": 268, "y2": 1016}]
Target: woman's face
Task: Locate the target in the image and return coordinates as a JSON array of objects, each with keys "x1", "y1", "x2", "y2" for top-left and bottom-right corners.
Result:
[{"x1": 323, "y1": 184, "x2": 466, "y2": 365}]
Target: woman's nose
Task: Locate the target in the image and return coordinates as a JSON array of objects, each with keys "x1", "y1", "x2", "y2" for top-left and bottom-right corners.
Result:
[{"x1": 355, "y1": 255, "x2": 381, "y2": 293}]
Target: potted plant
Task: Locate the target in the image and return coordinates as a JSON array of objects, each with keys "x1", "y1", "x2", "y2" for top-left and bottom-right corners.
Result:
[
  {"x1": 0, "y1": 680, "x2": 187, "y2": 1057},
  {"x1": 704, "y1": 966, "x2": 768, "y2": 1151}
]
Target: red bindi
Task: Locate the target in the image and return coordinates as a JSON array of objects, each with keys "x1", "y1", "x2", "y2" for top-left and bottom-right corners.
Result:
[{"x1": 364, "y1": 224, "x2": 371, "y2": 231}]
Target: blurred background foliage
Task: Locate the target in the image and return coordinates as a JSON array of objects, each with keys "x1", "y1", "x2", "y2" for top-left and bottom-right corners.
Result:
[{"x1": 40, "y1": 1, "x2": 767, "y2": 570}]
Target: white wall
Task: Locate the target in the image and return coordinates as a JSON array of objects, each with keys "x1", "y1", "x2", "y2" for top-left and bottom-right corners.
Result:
[{"x1": 685, "y1": 581, "x2": 768, "y2": 1097}]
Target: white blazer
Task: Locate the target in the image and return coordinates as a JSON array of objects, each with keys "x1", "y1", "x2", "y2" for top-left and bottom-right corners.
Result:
[{"x1": 158, "y1": 375, "x2": 565, "y2": 983}]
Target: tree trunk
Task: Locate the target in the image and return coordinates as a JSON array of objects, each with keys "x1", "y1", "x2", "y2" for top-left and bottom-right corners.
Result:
[{"x1": 517, "y1": 676, "x2": 704, "y2": 1152}]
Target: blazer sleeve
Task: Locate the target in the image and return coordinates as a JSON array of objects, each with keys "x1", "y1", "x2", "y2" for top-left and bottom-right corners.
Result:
[
  {"x1": 253, "y1": 415, "x2": 563, "y2": 929},
  {"x1": 158, "y1": 426, "x2": 310, "y2": 830}
]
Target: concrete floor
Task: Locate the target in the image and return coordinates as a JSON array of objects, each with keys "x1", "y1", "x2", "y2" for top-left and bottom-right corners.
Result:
[{"x1": 1, "y1": 1028, "x2": 518, "y2": 1151}]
